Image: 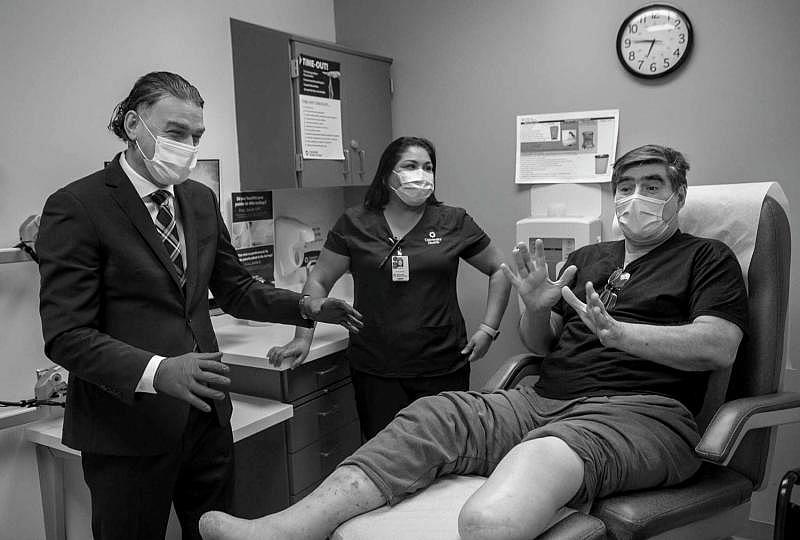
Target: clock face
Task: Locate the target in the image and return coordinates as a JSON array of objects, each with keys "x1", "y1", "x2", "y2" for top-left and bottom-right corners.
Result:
[{"x1": 617, "y1": 4, "x2": 693, "y2": 79}]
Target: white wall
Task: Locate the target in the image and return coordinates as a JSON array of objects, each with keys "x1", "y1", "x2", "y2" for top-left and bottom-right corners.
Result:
[
  {"x1": 333, "y1": 0, "x2": 800, "y2": 530},
  {"x1": 0, "y1": 1, "x2": 336, "y2": 537}
]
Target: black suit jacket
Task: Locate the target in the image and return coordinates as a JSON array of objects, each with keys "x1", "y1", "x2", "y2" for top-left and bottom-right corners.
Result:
[{"x1": 38, "y1": 155, "x2": 309, "y2": 455}]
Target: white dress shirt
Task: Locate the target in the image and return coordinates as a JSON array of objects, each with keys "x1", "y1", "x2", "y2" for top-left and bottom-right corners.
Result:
[{"x1": 119, "y1": 152, "x2": 187, "y2": 394}]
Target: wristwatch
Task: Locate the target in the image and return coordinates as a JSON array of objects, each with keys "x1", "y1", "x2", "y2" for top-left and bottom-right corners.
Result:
[{"x1": 478, "y1": 323, "x2": 500, "y2": 341}]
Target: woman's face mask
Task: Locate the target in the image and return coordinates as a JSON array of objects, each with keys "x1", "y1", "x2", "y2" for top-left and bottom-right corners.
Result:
[
  {"x1": 615, "y1": 191, "x2": 679, "y2": 246},
  {"x1": 136, "y1": 116, "x2": 198, "y2": 186},
  {"x1": 391, "y1": 169, "x2": 434, "y2": 206}
]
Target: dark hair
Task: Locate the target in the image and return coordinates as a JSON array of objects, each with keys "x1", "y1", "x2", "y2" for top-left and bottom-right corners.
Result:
[
  {"x1": 363, "y1": 136, "x2": 441, "y2": 210},
  {"x1": 108, "y1": 72, "x2": 204, "y2": 142},
  {"x1": 611, "y1": 144, "x2": 689, "y2": 193}
]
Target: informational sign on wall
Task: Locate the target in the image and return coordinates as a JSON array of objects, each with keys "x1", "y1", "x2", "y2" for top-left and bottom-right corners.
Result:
[
  {"x1": 515, "y1": 109, "x2": 619, "y2": 184},
  {"x1": 297, "y1": 54, "x2": 344, "y2": 160},
  {"x1": 231, "y1": 191, "x2": 275, "y2": 285}
]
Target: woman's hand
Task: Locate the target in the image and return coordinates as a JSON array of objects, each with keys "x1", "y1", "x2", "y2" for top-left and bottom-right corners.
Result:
[
  {"x1": 461, "y1": 330, "x2": 494, "y2": 362},
  {"x1": 266, "y1": 337, "x2": 312, "y2": 369}
]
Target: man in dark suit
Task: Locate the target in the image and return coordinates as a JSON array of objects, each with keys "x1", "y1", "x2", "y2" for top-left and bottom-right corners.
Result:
[{"x1": 37, "y1": 71, "x2": 363, "y2": 540}]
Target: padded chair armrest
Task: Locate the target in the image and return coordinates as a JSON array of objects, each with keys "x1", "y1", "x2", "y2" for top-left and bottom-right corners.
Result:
[
  {"x1": 696, "y1": 392, "x2": 800, "y2": 465},
  {"x1": 482, "y1": 353, "x2": 544, "y2": 392}
]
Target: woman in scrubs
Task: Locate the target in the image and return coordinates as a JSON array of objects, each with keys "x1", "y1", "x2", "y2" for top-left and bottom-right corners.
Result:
[{"x1": 268, "y1": 136, "x2": 511, "y2": 439}]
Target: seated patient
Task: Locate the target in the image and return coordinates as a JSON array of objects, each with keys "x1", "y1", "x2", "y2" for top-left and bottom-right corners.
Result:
[{"x1": 200, "y1": 144, "x2": 748, "y2": 540}]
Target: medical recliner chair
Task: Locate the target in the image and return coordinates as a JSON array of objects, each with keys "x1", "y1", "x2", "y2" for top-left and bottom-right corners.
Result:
[{"x1": 333, "y1": 182, "x2": 798, "y2": 540}]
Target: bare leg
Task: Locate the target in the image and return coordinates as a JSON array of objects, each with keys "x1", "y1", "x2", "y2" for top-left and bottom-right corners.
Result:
[
  {"x1": 458, "y1": 437, "x2": 584, "y2": 540},
  {"x1": 199, "y1": 465, "x2": 385, "y2": 540}
]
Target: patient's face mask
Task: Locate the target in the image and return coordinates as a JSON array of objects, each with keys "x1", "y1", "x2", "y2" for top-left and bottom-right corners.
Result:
[
  {"x1": 391, "y1": 169, "x2": 434, "y2": 207},
  {"x1": 136, "y1": 116, "x2": 198, "y2": 186},
  {"x1": 615, "y1": 191, "x2": 679, "y2": 246}
]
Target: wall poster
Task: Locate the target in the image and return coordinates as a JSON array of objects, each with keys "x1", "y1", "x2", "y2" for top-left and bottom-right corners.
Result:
[
  {"x1": 297, "y1": 54, "x2": 344, "y2": 160},
  {"x1": 515, "y1": 109, "x2": 619, "y2": 184},
  {"x1": 231, "y1": 191, "x2": 275, "y2": 285}
]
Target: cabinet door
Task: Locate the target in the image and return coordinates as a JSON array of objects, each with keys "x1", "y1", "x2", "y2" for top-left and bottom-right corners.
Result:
[
  {"x1": 292, "y1": 41, "x2": 392, "y2": 188},
  {"x1": 343, "y1": 53, "x2": 392, "y2": 186},
  {"x1": 230, "y1": 19, "x2": 297, "y2": 190}
]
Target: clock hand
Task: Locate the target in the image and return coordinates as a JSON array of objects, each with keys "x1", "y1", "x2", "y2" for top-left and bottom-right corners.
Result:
[{"x1": 646, "y1": 39, "x2": 656, "y2": 57}]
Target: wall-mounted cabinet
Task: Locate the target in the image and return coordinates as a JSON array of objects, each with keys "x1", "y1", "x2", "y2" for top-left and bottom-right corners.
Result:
[{"x1": 230, "y1": 19, "x2": 393, "y2": 191}]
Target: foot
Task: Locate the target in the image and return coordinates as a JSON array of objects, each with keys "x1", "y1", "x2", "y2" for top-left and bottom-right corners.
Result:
[
  {"x1": 200, "y1": 510, "x2": 325, "y2": 540},
  {"x1": 199, "y1": 511, "x2": 259, "y2": 540}
]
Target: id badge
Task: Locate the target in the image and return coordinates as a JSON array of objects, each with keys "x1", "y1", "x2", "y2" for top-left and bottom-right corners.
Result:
[{"x1": 391, "y1": 255, "x2": 409, "y2": 281}]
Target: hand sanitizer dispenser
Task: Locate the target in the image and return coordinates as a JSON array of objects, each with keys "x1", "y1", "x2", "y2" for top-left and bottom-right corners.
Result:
[
  {"x1": 516, "y1": 216, "x2": 602, "y2": 279},
  {"x1": 515, "y1": 216, "x2": 602, "y2": 311},
  {"x1": 274, "y1": 217, "x2": 315, "y2": 289}
]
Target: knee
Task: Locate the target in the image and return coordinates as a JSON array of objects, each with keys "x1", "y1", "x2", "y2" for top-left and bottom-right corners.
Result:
[
  {"x1": 407, "y1": 393, "x2": 450, "y2": 409},
  {"x1": 397, "y1": 394, "x2": 457, "y2": 421}
]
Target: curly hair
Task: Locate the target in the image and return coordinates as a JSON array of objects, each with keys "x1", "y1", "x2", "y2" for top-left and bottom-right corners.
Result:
[
  {"x1": 611, "y1": 144, "x2": 689, "y2": 193},
  {"x1": 108, "y1": 72, "x2": 204, "y2": 142}
]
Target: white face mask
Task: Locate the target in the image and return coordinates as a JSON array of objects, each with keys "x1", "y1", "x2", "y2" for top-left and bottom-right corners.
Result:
[
  {"x1": 136, "y1": 117, "x2": 198, "y2": 186},
  {"x1": 615, "y1": 191, "x2": 678, "y2": 246},
  {"x1": 391, "y1": 169, "x2": 434, "y2": 206}
]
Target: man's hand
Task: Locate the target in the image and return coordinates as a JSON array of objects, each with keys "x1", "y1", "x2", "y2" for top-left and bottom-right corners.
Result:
[
  {"x1": 153, "y1": 352, "x2": 230, "y2": 413},
  {"x1": 561, "y1": 281, "x2": 623, "y2": 347},
  {"x1": 267, "y1": 337, "x2": 312, "y2": 369},
  {"x1": 501, "y1": 240, "x2": 577, "y2": 313},
  {"x1": 308, "y1": 297, "x2": 364, "y2": 333},
  {"x1": 461, "y1": 331, "x2": 493, "y2": 363}
]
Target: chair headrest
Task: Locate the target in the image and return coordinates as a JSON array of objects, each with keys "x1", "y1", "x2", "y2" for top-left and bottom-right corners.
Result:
[
  {"x1": 679, "y1": 182, "x2": 788, "y2": 286},
  {"x1": 613, "y1": 182, "x2": 788, "y2": 286}
]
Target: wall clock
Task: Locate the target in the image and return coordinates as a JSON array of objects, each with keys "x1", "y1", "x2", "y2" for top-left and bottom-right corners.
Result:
[{"x1": 617, "y1": 4, "x2": 693, "y2": 79}]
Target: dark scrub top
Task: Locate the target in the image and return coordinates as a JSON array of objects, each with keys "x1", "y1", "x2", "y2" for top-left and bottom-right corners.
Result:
[
  {"x1": 325, "y1": 203, "x2": 491, "y2": 377},
  {"x1": 536, "y1": 230, "x2": 748, "y2": 414}
]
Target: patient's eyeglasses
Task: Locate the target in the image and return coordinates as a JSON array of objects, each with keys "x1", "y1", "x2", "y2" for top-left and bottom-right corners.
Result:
[{"x1": 599, "y1": 268, "x2": 631, "y2": 311}]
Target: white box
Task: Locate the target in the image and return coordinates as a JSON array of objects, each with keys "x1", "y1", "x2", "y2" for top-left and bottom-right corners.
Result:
[{"x1": 515, "y1": 216, "x2": 602, "y2": 310}]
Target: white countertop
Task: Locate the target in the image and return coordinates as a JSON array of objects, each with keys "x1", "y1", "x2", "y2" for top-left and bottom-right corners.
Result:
[
  {"x1": 22, "y1": 313, "x2": 347, "y2": 448},
  {"x1": 0, "y1": 406, "x2": 40, "y2": 431},
  {"x1": 213, "y1": 314, "x2": 350, "y2": 370},
  {"x1": 24, "y1": 393, "x2": 293, "y2": 455}
]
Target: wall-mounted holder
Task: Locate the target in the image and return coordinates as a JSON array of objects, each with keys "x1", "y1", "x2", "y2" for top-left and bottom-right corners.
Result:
[{"x1": 1, "y1": 215, "x2": 40, "y2": 264}]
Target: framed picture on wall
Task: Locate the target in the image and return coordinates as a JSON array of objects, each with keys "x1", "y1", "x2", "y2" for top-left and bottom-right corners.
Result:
[{"x1": 189, "y1": 159, "x2": 220, "y2": 200}]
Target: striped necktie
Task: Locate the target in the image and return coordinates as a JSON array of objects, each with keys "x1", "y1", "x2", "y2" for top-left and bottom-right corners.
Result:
[{"x1": 149, "y1": 190, "x2": 185, "y2": 286}]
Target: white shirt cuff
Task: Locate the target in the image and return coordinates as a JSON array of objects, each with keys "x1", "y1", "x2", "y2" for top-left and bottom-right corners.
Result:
[{"x1": 135, "y1": 355, "x2": 165, "y2": 394}]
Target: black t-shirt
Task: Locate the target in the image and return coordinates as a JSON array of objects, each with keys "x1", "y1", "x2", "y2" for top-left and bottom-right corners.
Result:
[
  {"x1": 325, "y1": 204, "x2": 490, "y2": 376},
  {"x1": 535, "y1": 230, "x2": 748, "y2": 414}
]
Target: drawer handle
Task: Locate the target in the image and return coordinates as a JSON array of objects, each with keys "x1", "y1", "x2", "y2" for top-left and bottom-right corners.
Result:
[
  {"x1": 317, "y1": 405, "x2": 340, "y2": 419},
  {"x1": 357, "y1": 149, "x2": 366, "y2": 181},
  {"x1": 314, "y1": 364, "x2": 340, "y2": 377},
  {"x1": 342, "y1": 149, "x2": 351, "y2": 181},
  {"x1": 320, "y1": 444, "x2": 342, "y2": 462}
]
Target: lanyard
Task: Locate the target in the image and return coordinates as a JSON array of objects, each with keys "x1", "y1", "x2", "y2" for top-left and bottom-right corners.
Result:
[{"x1": 378, "y1": 236, "x2": 403, "y2": 269}]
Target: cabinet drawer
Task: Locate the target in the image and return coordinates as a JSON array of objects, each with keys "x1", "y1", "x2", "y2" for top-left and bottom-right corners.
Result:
[
  {"x1": 284, "y1": 352, "x2": 349, "y2": 402},
  {"x1": 288, "y1": 420, "x2": 361, "y2": 495},
  {"x1": 287, "y1": 382, "x2": 358, "y2": 452},
  {"x1": 226, "y1": 351, "x2": 349, "y2": 402}
]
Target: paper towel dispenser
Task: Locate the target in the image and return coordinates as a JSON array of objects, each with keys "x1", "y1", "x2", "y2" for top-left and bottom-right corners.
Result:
[{"x1": 274, "y1": 217, "x2": 315, "y2": 286}]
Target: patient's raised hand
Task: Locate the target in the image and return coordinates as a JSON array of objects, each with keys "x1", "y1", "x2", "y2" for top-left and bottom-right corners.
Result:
[{"x1": 501, "y1": 239, "x2": 577, "y2": 313}]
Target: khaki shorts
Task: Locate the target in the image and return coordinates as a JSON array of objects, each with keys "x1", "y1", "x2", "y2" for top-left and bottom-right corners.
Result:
[{"x1": 341, "y1": 386, "x2": 701, "y2": 507}]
